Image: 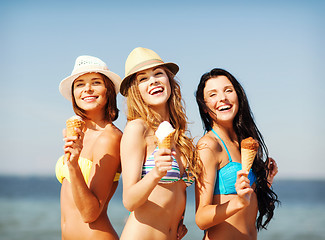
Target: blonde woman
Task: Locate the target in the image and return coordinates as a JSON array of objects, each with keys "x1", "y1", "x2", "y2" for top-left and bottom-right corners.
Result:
[
  {"x1": 119, "y1": 47, "x2": 201, "y2": 240},
  {"x1": 56, "y1": 56, "x2": 122, "y2": 240}
]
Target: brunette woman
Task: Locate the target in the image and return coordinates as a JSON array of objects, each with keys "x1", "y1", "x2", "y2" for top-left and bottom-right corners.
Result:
[
  {"x1": 195, "y1": 68, "x2": 279, "y2": 239},
  {"x1": 56, "y1": 55, "x2": 122, "y2": 240}
]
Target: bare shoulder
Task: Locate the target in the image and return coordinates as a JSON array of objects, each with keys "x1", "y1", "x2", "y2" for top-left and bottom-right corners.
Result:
[
  {"x1": 197, "y1": 132, "x2": 221, "y2": 166},
  {"x1": 121, "y1": 119, "x2": 148, "y2": 159},
  {"x1": 104, "y1": 123, "x2": 123, "y2": 139},
  {"x1": 124, "y1": 118, "x2": 147, "y2": 131},
  {"x1": 123, "y1": 118, "x2": 148, "y2": 137},
  {"x1": 94, "y1": 124, "x2": 122, "y2": 151},
  {"x1": 197, "y1": 132, "x2": 219, "y2": 153}
]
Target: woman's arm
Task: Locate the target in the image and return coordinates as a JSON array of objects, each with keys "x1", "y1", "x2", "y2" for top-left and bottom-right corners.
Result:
[
  {"x1": 176, "y1": 214, "x2": 188, "y2": 240},
  {"x1": 66, "y1": 127, "x2": 122, "y2": 223},
  {"x1": 195, "y1": 137, "x2": 253, "y2": 230},
  {"x1": 121, "y1": 119, "x2": 173, "y2": 212}
]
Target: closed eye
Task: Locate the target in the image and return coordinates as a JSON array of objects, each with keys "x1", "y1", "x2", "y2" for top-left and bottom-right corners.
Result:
[
  {"x1": 139, "y1": 77, "x2": 147, "y2": 82},
  {"x1": 155, "y1": 71, "x2": 163, "y2": 76},
  {"x1": 75, "y1": 83, "x2": 85, "y2": 88},
  {"x1": 93, "y1": 80, "x2": 103, "y2": 85}
]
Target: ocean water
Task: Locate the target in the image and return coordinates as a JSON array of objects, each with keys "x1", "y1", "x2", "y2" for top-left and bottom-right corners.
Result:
[{"x1": 0, "y1": 176, "x2": 325, "y2": 240}]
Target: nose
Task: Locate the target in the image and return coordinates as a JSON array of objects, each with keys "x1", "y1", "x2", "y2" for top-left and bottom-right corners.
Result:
[
  {"x1": 149, "y1": 76, "x2": 159, "y2": 86},
  {"x1": 218, "y1": 92, "x2": 227, "y2": 102},
  {"x1": 84, "y1": 83, "x2": 93, "y2": 92}
]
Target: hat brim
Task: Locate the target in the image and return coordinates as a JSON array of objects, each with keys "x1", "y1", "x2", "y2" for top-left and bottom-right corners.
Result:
[
  {"x1": 59, "y1": 70, "x2": 121, "y2": 101},
  {"x1": 120, "y1": 62, "x2": 179, "y2": 96}
]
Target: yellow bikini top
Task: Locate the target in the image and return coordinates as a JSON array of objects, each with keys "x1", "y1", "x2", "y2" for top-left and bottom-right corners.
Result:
[{"x1": 55, "y1": 155, "x2": 120, "y2": 184}]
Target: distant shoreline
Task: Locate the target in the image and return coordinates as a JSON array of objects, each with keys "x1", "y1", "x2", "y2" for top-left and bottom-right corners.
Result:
[{"x1": 0, "y1": 174, "x2": 324, "y2": 181}]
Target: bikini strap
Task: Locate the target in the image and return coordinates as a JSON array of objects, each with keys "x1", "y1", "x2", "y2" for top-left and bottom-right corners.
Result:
[{"x1": 211, "y1": 129, "x2": 232, "y2": 162}]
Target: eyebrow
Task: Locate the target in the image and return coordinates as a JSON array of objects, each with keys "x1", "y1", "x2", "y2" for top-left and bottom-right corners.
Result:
[
  {"x1": 206, "y1": 89, "x2": 216, "y2": 94},
  {"x1": 224, "y1": 85, "x2": 234, "y2": 89},
  {"x1": 136, "y1": 72, "x2": 146, "y2": 77},
  {"x1": 136, "y1": 67, "x2": 163, "y2": 77},
  {"x1": 205, "y1": 85, "x2": 234, "y2": 93},
  {"x1": 152, "y1": 67, "x2": 162, "y2": 71},
  {"x1": 74, "y1": 77, "x2": 102, "y2": 82}
]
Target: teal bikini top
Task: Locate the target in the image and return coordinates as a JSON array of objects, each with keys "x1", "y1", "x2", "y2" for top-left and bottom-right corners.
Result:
[{"x1": 211, "y1": 129, "x2": 256, "y2": 195}]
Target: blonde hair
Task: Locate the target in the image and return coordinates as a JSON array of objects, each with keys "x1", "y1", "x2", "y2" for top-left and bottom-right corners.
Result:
[{"x1": 126, "y1": 67, "x2": 202, "y2": 179}]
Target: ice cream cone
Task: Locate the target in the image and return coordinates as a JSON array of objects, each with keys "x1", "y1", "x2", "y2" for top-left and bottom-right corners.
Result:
[
  {"x1": 241, "y1": 137, "x2": 259, "y2": 172},
  {"x1": 158, "y1": 130, "x2": 175, "y2": 149},
  {"x1": 66, "y1": 116, "x2": 85, "y2": 137},
  {"x1": 155, "y1": 121, "x2": 175, "y2": 150},
  {"x1": 65, "y1": 116, "x2": 85, "y2": 161}
]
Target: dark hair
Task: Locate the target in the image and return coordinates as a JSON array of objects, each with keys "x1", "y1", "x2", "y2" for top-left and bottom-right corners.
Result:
[
  {"x1": 195, "y1": 68, "x2": 279, "y2": 230},
  {"x1": 72, "y1": 73, "x2": 119, "y2": 122}
]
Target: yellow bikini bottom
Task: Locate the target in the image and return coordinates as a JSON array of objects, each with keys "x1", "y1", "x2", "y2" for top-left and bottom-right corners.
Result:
[{"x1": 55, "y1": 155, "x2": 120, "y2": 184}]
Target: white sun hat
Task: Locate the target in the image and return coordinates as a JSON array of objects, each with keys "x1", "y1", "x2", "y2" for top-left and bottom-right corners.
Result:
[{"x1": 59, "y1": 55, "x2": 121, "y2": 101}]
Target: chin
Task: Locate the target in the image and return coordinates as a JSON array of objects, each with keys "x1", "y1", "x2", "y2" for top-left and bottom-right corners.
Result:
[{"x1": 217, "y1": 115, "x2": 235, "y2": 123}]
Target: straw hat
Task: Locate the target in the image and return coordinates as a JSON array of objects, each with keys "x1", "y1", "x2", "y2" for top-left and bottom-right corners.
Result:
[
  {"x1": 59, "y1": 55, "x2": 121, "y2": 101},
  {"x1": 120, "y1": 47, "x2": 179, "y2": 96}
]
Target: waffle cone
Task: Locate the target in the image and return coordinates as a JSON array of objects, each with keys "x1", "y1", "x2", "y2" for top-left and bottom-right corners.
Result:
[
  {"x1": 241, "y1": 148, "x2": 257, "y2": 172},
  {"x1": 66, "y1": 118, "x2": 85, "y2": 137},
  {"x1": 158, "y1": 131, "x2": 175, "y2": 149},
  {"x1": 65, "y1": 116, "x2": 85, "y2": 161}
]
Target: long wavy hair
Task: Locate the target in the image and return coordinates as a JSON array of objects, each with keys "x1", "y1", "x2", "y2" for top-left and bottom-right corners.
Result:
[
  {"x1": 195, "y1": 68, "x2": 279, "y2": 230},
  {"x1": 126, "y1": 66, "x2": 202, "y2": 179},
  {"x1": 72, "y1": 73, "x2": 119, "y2": 122}
]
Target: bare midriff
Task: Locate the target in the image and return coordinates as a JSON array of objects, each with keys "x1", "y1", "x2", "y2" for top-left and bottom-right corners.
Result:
[
  {"x1": 204, "y1": 193, "x2": 258, "y2": 240},
  {"x1": 121, "y1": 181, "x2": 187, "y2": 240}
]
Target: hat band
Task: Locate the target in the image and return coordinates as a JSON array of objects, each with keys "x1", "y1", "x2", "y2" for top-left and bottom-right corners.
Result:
[
  {"x1": 71, "y1": 64, "x2": 108, "y2": 75},
  {"x1": 127, "y1": 59, "x2": 164, "y2": 76}
]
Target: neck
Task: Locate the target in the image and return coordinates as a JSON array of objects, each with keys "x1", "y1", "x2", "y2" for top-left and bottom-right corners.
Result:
[
  {"x1": 152, "y1": 104, "x2": 170, "y2": 122},
  {"x1": 84, "y1": 112, "x2": 109, "y2": 130},
  {"x1": 212, "y1": 122, "x2": 237, "y2": 142}
]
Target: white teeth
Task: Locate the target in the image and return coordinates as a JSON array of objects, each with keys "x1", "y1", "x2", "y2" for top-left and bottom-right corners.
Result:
[
  {"x1": 150, "y1": 87, "x2": 163, "y2": 95},
  {"x1": 83, "y1": 96, "x2": 97, "y2": 100},
  {"x1": 218, "y1": 105, "x2": 230, "y2": 111}
]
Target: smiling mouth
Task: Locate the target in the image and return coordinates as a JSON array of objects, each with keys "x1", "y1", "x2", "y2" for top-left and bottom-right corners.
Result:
[
  {"x1": 149, "y1": 87, "x2": 164, "y2": 95},
  {"x1": 217, "y1": 105, "x2": 232, "y2": 111},
  {"x1": 82, "y1": 96, "x2": 98, "y2": 101}
]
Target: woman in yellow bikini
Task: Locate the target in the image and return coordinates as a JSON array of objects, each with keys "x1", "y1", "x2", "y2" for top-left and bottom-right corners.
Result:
[{"x1": 56, "y1": 55, "x2": 122, "y2": 240}]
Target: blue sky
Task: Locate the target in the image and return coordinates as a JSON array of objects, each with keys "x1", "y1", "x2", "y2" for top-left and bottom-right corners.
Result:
[{"x1": 1, "y1": 0, "x2": 324, "y2": 179}]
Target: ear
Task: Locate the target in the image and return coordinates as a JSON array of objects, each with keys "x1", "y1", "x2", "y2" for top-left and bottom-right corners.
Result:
[{"x1": 203, "y1": 106, "x2": 209, "y2": 114}]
